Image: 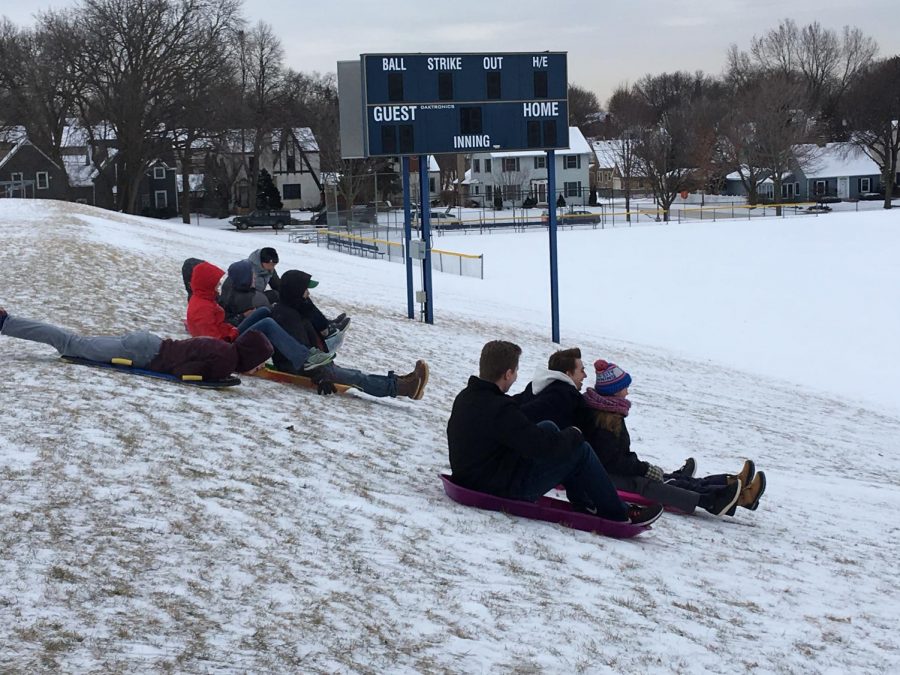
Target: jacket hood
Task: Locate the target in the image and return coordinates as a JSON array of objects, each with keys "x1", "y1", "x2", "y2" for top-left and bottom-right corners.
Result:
[
  {"x1": 191, "y1": 262, "x2": 226, "y2": 300},
  {"x1": 529, "y1": 367, "x2": 577, "y2": 395},
  {"x1": 278, "y1": 270, "x2": 314, "y2": 310},
  {"x1": 227, "y1": 260, "x2": 254, "y2": 290}
]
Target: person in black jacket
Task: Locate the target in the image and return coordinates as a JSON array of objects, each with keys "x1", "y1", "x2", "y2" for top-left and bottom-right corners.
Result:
[
  {"x1": 581, "y1": 359, "x2": 766, "y2": 516},
  {"x1": 270, "y1": 270, "x2": 429, "y2": 400},
  {"x1": 0, "y1": 307, "x2": 273, "y2": 380},
  {"x1": 514, "y1": 347, "x2": 590, "y2": 430},
  {"x1": 446, "y1": 340, "x2": 663, "y2": 525}
]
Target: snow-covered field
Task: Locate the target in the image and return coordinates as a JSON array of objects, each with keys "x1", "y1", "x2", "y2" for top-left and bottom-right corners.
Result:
[{"x1": 1, "y1": 199, "x2": 898, "y2": 673}]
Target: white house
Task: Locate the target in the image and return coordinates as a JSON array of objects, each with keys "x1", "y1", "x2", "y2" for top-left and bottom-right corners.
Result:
[
  {"x1": 467, "y1": 127, "x2": 592, "y2": 207},
  {"x1": 271, "y1": 127, "x2": 323, "y2": 210}
]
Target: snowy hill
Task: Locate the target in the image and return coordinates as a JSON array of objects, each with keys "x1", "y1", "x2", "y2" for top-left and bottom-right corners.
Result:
[{"x1": 1, "y1": 199, "x2": 898, "y2": 672}]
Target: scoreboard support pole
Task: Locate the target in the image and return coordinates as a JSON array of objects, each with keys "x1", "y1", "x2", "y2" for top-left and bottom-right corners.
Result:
[
  {"x1": 402, "y1": 156, "x2": 414, "y2": 319},
  {"x1": 548, "y1": 149, "x2": 560, "y2": 344},
  {"x1": 418, "y1": 154, "x2": 434, "y2": 324}
]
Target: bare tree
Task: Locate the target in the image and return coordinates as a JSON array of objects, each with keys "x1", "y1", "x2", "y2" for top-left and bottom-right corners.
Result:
[
  {"x1": 842, "y1": 56, "x2": 900, "y2": 208},
  {"x1": 730, "y1": 19, "x2": 877, "y2": 133},
  {"x1": 627, "y1": 72, "x2": 721, "y2": 220},
  {"x1": 164, "y1": 1, "x2": 240, "y2": 222},
  {"x1": 0, "y1": 15, "x2": 82, "y2": 170},
  {"x1": 751, "y1": 75, "x2": 816, "y2": 214},
  {"x1": 568, "y1": 83, "x2": 602, "y2": 137},
  {"x1": 607, "y1": 85, "x2": 653, "y2": 222},
  {"x1": 57, "y1": 0, "x2": 242, "y2": 214},
  {"x1": 234, "y1": 22, "x2": 287, "y2": 197}
]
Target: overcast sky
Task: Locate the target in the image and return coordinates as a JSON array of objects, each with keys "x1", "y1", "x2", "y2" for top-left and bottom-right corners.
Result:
[{"x1": 4, "y1": 0, "x2": 899, "y2": 105}]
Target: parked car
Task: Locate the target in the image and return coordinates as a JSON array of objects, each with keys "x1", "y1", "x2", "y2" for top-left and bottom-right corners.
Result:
[
  {"x1": 411, "y1": 211, "x2": 462, "y2": 229},
  {"x1": 806, "y1": 204, "x2": 832, "y2": 214},
  {"x1": 858, "y1": 192, "x2": 884, "y2": 201},
  {"x1": 540, "y1": 209, "x2": 602, "y2": 225},
  {"x1": 230, "y1": 209, "x2": 291, "y2": 230}
]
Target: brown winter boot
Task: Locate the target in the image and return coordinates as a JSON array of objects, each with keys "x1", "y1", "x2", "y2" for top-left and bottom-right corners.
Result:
[
  {"x1": 396, "y1": 360, "x2": 429, "y2": 400},
  {"x1": 728, "y1": 459, "x2": 755, "y2": 487},
  {"x1": 737, "y1": 471, "x2": 766, "y2": 510}
]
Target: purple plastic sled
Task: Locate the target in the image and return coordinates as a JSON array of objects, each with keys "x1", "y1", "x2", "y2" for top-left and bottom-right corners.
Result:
[{"x1": 440, "y1": 474, "x2": 648, "y2": 539}]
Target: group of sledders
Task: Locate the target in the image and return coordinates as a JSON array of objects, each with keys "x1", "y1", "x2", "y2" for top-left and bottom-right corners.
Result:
[
  {"x1": 446, "y1": 341, "x2": 767, "y2": 527},
  {"x1": 0, "y1": 248, "x2": 766, "y2": 532},
  {"x1": 0, "y1": 246, "x2": 429, "y2": 400}
]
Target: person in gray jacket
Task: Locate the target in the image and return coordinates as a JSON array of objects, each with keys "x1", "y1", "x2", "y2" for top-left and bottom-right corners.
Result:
[{"x1": 248, "y1": 247, "x2": 282, "y2": 304}]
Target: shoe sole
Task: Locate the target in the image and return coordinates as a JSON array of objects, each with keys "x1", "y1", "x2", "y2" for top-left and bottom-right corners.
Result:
[
  {"x1": 712, "y1": 479, "x2": 742, "y2": 516},
  {"x1": 303, "y1": 353, "x2": 336, "y2": 371},
  {"x1": 631, "y1": 505, "x2": 664, "y2": 526},
  {"x1": 744, "y1": 472, "x2": 766, "y2": 511},
  {"x1": 413, "y1": 360, "x2": 429, "y2": 400}
]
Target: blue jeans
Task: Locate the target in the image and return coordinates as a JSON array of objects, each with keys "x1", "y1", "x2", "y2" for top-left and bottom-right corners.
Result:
[
  {"x1": 237, "y1": 307, "x2": 309, "y2": 370},
  {"x1": 322, "y1": 364, "x2": 396, "y2": 397},
  {"x1": 510, "y1": 421, "x2": 628, "y2": 521}
]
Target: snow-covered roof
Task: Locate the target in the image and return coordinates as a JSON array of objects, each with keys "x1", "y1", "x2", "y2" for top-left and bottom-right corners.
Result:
[
  {"x1": 453, "y1": 168, "x2": 480, "y2": 185},
  {"x1": 291, "y1": 127, "x2": 318, "y2": 153},
  {"x1": 0, "y1": 126, "x2": 27, "y2": 144},
  {"x1": 63, "y1": 156, "x2": 98, "y2": 187},
  {"x1": 591, "y1": 140, "x2": 619, "y2": 168},
  {"x1": 483, "y1": 127, "x2": 589, "y2": 158},
  {"x1": 175, "y1": 173, "x2": 206, "y2": 191},
  {"x1": 61, "y1": 122, "x2": 117, "y2": 148},
  {"x1": 799, "y1": 142, "x2": 881, "y2": 179},
  {"x1": 270, "y1": 127, "x2": 319, "y2": 154}
]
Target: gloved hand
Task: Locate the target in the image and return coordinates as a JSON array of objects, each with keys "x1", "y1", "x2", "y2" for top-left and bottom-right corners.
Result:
[
  {"x1": 316, "y1": 380, "x2": 337, "y2": 396},
  {"x1": 644, "y1": 464, "x2": 664, "y2": 482}
]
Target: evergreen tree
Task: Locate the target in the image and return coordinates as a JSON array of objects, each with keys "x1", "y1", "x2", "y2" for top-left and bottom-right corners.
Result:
[
  {"x1": 256, "y1": 168, "x2": 283, "y2": 209},
  {"x1": 556, "y1": 193, "x2": 566, "y2": 207}
]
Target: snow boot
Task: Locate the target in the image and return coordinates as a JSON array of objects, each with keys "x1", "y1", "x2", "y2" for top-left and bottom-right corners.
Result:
[
  {"x1": 396, "y1": 360, "x2": 429, "y2": 400},
  {"x1": 738, "y1": 471, "x2": 766, "y2": 511},
  {"x1": 701, "y1": 480, "x2": 742, "y2": 516},
  {"x1": 729, "y1": 459, "x2": 755, "y2": 487}
]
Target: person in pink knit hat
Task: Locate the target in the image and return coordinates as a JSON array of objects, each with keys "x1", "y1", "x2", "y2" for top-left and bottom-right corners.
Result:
[{"x1": 582, "y1": 359, "x2": 766, "y2": 516}]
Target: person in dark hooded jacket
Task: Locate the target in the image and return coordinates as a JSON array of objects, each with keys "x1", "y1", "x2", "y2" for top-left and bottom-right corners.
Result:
[
  {"x1": 248, "y1": 247, "x2": 350, "y2": 338},
  {"x1": 0, "y1": 307, "x2": 273, "y2": 380},
  {"x1": 270, "y1": 270, "x2": 429, "y2": 399},
  {"x1": 219, "y1": 260, "x2": 268, "y2": 326}
]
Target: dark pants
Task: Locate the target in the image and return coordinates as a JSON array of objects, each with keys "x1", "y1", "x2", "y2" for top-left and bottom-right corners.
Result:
[
  {"x1": 611, "y1": 474, "x2": 701, "y2": 513},
  {"x1": 508, "y1": 421, "x2": 628, "y2": 521}
]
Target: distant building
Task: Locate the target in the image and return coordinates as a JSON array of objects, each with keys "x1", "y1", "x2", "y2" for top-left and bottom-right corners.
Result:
[
  {"x1": 724, "y1": 142, "x2": 888, "y2": 201},
  {"x1": 467, "y1": 127, "x2": 592, "y2": 207}
]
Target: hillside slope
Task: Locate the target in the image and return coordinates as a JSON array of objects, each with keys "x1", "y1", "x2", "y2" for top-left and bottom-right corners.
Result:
[{"x1": 1, "y1": 201, "x2": 898, "y2": 673}]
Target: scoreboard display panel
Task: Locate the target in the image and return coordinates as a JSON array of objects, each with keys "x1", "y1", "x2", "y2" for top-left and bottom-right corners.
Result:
[{"x1": 362, "y1": 52, "x2": 568, "y2": 157}]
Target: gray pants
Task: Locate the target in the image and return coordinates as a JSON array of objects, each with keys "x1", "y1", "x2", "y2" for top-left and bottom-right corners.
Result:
[
  {"x1": 611, "y1": 474, "x2": 700, "y2": 514},
  {"x1": 2, "y1": 315, "x2": 163, "y2": 369}
]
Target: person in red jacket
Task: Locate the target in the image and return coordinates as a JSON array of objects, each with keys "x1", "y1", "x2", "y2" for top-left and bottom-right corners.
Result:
[
  {"x1": 0, "y1": 307, "x2": 273, "y2": 380},
  {"x1": 186, "y1": 261, "x2": 239, "y2": 341},
  {"x1": 185, "y1": 261, "x2": 332, "y2": 371}
]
